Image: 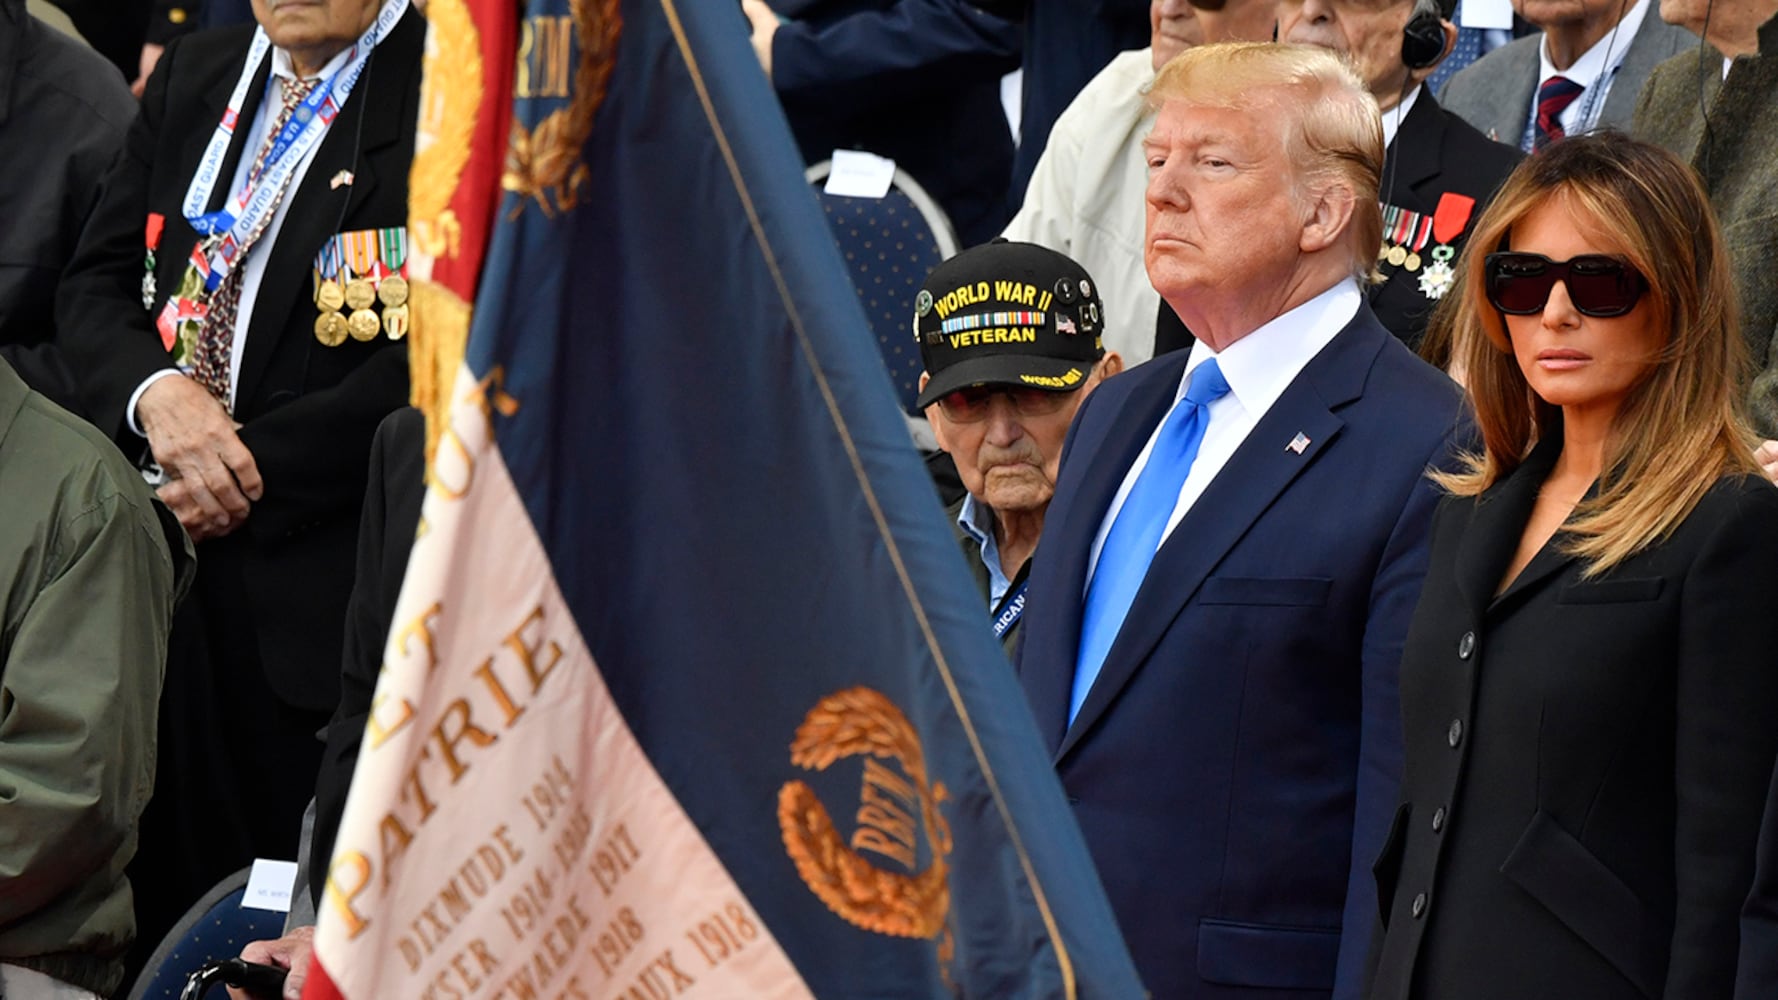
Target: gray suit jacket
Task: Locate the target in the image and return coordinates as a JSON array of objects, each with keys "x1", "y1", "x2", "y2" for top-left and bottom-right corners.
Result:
[
  {"x1": 1439, "y1": 12, "x2": 1696, "y2": 147},
  {"x1": 1633, "y1": 16, "x2": 1778, "y2": 438}
]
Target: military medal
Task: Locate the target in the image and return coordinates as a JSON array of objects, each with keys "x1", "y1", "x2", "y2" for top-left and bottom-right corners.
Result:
[
  {"x1": 343, "y1": 229, "x2": 380, "y2": 311},
  {"x1": 1418, "y1": 192, "x2": 1477, "y2": 301},
  {"x1": 382, "y1": 303, "x2": 409, "y2": 339},
  {"x1": 377, "y1": 274, "x2": 408, "y2": 308},
  {"x1": 315, "y1": 310, "x2": 349, "y2": 346},
  {"x1": 348, "y1": 308, "x2": 381, "y2": 341},
  {"x1": 1381, "y1": 204, "x2": 1436, "y2": 274},
  {"x1": 143, "y1": 213, "x2": 165, "y2": 310},
  {"x1": 312, "y1": 237, "x2": 348, "y2": 344},
  {"x1": 1419, "y1": 261, "x2": 1456, "y2": 299},
  {"x1": 342, "y1": 277, "x2": 375, "y2": 311}
]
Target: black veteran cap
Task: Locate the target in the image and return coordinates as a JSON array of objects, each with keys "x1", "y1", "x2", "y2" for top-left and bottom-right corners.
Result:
[{"x1": 913, "y1": 240, "x2": 1107, "y2": 409}]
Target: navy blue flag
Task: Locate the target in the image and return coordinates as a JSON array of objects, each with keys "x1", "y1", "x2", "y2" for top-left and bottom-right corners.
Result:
[{"x1": 310, "y1": 2, "x2": 1143, "y2": 998}]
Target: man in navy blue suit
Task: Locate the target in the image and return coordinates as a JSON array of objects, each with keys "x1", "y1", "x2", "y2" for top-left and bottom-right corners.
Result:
[{"x1": 1016, "y1": 42, "x2": 1464, "y2": 999}]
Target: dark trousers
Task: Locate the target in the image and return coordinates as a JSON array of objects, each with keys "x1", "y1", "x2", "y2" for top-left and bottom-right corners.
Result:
[{"x1": 120, "y1": 534, "x2": 330, "y2": 989}]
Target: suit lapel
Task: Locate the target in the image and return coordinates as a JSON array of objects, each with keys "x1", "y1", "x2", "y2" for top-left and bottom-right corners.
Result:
[
  {"x1": 1021, "y1": 353, "x2": 1188, "y2": 755},
  {"x1": 1054, "y1": 311, "x2": 1387, "y2": 762},
  {"x1": 1494, "y1": 42, "x2": 1540, "y2": 147},
  {"x1": 1384, "y1": 92, "x2": 1445, "y2": 210},
  {"x1": 234, "y1": 10, "x2": 421, "y2": 407},
  {"x1": 1451, "y1": 434, "x2": 1568, "y2": 615}
]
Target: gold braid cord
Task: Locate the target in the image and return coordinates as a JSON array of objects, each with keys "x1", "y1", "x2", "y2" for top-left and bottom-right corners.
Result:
[
  {"x1": 778, "y1": 688, "x2": 952, "y2": 939},
  {"x1": 407, "y1": 0, "x2": 483, "y2": 467},
  {"x1": 503, "y1": 0, "x2": 622, "y2": 216}
]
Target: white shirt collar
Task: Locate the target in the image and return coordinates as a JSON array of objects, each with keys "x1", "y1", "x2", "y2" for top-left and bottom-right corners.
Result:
[
  {"x1": 270, "y1": 42, "x2": 355, "y2": 84},
  {"x1": 1382, "y1": 84, "x2": 1422, "y2": 151},
  {"x1": 1537, "y1": 0, "x2": 1649, "y2": 89},
  {"x1": 1178, "y1": 278, "x2": 1362, "y2": 416}
]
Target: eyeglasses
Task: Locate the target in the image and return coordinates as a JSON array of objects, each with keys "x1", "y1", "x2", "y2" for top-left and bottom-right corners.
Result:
[
  {"x1": 936, "y1": 385, "x2": 1073, "y2": 423},
  {"x1": 1484, "y1": 252, "x2": 1649, "y2": 318}
]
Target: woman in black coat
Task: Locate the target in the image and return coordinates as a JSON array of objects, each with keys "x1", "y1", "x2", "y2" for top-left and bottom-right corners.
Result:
[{"x1": 1366, "y1": 133, "x2": 1778, "y2": 1000}]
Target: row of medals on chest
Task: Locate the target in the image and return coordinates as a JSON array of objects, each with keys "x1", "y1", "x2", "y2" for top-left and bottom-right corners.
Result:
[{"x1": 314, "y1": 271, "x2": 408, "y2": 346}]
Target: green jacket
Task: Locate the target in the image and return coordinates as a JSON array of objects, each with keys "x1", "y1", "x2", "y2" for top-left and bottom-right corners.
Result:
[
  {"x1": 1633, "y1": 13, "x2": 1778, "y2": 437},
  {"x1": 0, "y1": 360, "x2": 193, "y2": 995}
]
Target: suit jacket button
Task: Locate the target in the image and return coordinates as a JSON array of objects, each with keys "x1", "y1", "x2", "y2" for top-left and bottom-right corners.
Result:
[
  {"x1": 1448, "y1": 719, "x2": 1463, "y2": 747},
  {"x1": 1432, "y1": 806, "x2": 1446, "y2": 832},
  {"x1": 1458, "y1": 631, "x2": 1475, "y2": 659},
  {"x1": 1412, "y1": 892, "x2": 1428, "y2": 918}
]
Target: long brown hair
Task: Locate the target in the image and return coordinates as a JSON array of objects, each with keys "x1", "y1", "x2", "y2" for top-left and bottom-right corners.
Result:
[{"x1": 1435, "y1": 131, "x2": 1760, "y2": 575}]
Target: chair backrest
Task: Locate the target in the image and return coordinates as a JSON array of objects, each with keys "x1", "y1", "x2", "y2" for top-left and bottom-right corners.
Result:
[
  {"x1": 128, "y1": 867, "x2": 289, "y2": 1000},
  {"x1": 806, "y1": 161, "x2": 959, "y2": 415}
]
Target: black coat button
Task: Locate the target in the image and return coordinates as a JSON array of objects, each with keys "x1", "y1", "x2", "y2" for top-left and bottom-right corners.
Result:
[
  {"x1": 1412, "y1": 892, "x2": 1428, "y2": 918},
  {"x1": 1458, "y1": 631, "x2": 1475, "y2": 659},
  {"x1": 1448, "y1": 719, "x2": 1463, "y2": 747},
  {"x1": 1432, "y1": 806, "x2": 1446, "y2": 832}
]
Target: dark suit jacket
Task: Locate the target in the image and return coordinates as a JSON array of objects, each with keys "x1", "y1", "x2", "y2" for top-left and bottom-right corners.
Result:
[
  {"x1": 1437, "y1": 13, "x2": 1696, "y2": 148},
  {"x1": 1740, "y1": 760, "x2": 1778, "y2": 1000},
  {"x1": 768, "y1": 0, "x2": 1021, "y2": 245},
  {"x1": 1370, "y1": 92, "x2": 1520, "y2": 352},
  {"x1": 56, "y1": 14, "x2": 423, "y2": 710},
  {"x1": 1017, "y1": 303, "x2": 1464, "y2": 999},
  {"x1": 1154, "y1": 96, "x2": 1519, "y2": 358},
  {"x1": 310, "y1": 406, "x2": 425, "y2": 909},
  {"x1": 1368, "y1": 439, "x2": 1778, "y2": 1000}
]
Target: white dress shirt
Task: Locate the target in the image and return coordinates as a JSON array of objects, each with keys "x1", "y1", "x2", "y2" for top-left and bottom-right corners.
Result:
[
  {"x1": 1085, "y1": 279, "x2": 1362, "y2": 584},
  {"x1": 128, "y1": 44, "x2": 351, "y2": 433},
  {"x1": 1534, "y1": 0, "x2": 1650, "y2": 136}
]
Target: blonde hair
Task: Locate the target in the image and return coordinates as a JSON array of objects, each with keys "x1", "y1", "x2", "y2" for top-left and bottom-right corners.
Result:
[
  {"x1": 1435, "y1": 131, "x2": 1759, "y2": 575},
  {"x1": 1147, "y1": 42, "x2": 1384, "y2": 283}
]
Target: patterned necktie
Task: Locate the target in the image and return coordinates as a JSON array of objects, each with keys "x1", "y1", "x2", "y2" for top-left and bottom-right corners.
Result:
[
  {"x1": 1070, "y1": 359, "x2": 1231, "y2": 724},
  {"x1": 192, "y1": 75, "x2": 321, "y2": 406},
  {"x1": 1533, "y1": 75, "x2": 1585, "y2": 153}
]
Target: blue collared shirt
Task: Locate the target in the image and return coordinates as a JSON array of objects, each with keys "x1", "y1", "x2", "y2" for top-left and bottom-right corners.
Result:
[{"x1": 956, "y1": 494, "x2": 1012, "y2": 608}]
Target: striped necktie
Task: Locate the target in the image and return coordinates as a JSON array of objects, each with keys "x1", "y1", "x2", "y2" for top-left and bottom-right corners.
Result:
[{"x1": 1533, "y1": 75, "x2": 1584, "y2": 152}]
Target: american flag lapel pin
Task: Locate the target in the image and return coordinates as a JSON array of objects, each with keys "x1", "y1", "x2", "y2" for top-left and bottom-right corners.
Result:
[
  {"x1": 1286, "y1": 432, "x2": 1311, "y2": 455},
  {"x1": 330, "y1": 170, "x2": 355, "y2": 190}
]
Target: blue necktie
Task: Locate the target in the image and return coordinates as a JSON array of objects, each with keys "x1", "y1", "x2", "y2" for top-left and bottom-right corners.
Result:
[{"x1": 1070, "y1": 359, "x2": 1230, "y2": 723}]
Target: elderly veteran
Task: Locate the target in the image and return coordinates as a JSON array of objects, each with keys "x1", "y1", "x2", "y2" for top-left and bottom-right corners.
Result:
[
  {"x1": 1015, "y1": 42, "x2": 1464, "y2": 998},
  {"x1": 54, "y1": 0, "x2": 424, "y2": 967},
  {"x1": 1274, "y1": 0, "x2": 1522, "y2": 355},
  {"x1": 916, "y1": 240, "x2": 1123, "y2": 654}
]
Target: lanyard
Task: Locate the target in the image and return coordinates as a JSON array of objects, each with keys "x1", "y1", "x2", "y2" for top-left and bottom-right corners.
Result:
[
  {"x1": 180, "y1": 0, "x2": 410, "y2": 291},
  {"x1": 991, "y1": 580, "x2": 1028, "y2": 640}
]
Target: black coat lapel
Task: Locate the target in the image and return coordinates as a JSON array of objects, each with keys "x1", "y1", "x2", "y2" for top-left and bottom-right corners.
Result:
[
  {"x1": 1055, "y1": 309, "x2": 1389, "y2": 761},
  {"x1": 1383, "y1": 92, "x2": 1446, "y2": 211},
  {"x1": 1450, "y1": 434, "x2": 1570, "y2": 615}
]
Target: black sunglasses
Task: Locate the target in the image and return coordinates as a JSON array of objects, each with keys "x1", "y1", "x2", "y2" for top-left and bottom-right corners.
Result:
[{"x1": 1484, "y1": 252, "x2": 1649, "y2": 318}]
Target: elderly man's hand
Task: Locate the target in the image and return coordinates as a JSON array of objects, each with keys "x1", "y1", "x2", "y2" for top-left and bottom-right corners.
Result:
[
  {"x1": 1757, "y1": 440, "x2": 1778, "y2": 485},
  {"x1": 227, "y1": 926, "x2": 314, "y2": 1000},
  {"x1": 138, "y1": 374, "x2": 263, "y2": 542},
  {"x1": 741, "y1": 0, "x2": 779, "y2": 77}
]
